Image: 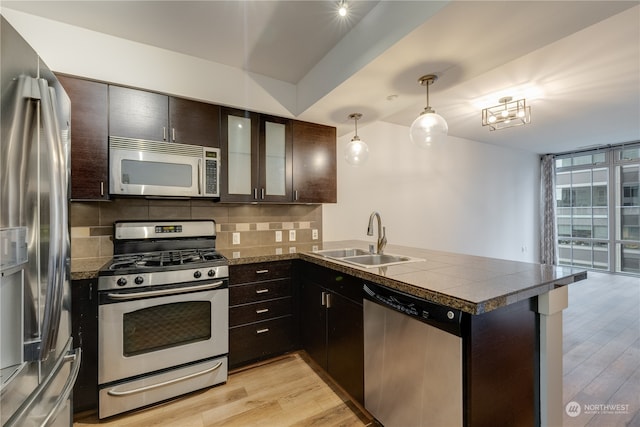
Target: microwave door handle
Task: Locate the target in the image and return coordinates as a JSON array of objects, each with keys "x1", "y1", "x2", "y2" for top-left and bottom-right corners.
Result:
[{"x1": 198, "y1": 158, "x2": 202, "y2": 195}]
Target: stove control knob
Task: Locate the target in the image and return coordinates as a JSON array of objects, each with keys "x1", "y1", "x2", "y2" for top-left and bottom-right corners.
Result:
[
  {"x1": 194, "y1": 271, "x2": 202, "y2": 279},
  {"x1": 207, "y1": 269, "x2": 216, "y2": 277},
  {"x1": 117, "y1": 277, "x2": 127, "y2": 287},
  {"x1": 134, "y1": 276, "x2": 144, "y2": 285}
]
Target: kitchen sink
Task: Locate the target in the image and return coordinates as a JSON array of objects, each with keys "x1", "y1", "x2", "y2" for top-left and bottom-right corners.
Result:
[
  {"x1": 342, "y1": 253, "x2": 418, "y2": 267},
  {"x1": 314, "y1": 248, "x2": 422, "y2": 268},
  {"x1": 315, "y1": 248, "x2": 370, "y2": 258}
]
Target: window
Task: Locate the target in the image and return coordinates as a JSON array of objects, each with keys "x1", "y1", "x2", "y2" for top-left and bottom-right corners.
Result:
[{"x1": 555, "y1": 143, "x2": 640, "y2": 275}]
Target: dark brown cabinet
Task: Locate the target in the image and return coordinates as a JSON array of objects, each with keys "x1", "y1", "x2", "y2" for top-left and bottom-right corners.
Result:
[
  {"x1": 220, "y1": 108, "x2": 292, "y2": 202},
  {"x1": 292, "y1": 121, "x2": 337, "y2": 203},
  {"x1": 57, "y1": 75, "x2": 109, "y2": 200},
  {"x1": 228, "y1": 261, "x2": 297, "y2": 369},
  {"x1": 300, "y1": 263, "x2": 363, "y2": 404},
  {"x1": 60, "y1": 76, "x2": 335, "y2": 203},
  {"x1": 169, "y1": 97, "x2": 220, "y2": 147},
  {"x1": 70, "y1": 279, "x2": 98, "y2": 413},
  {"x1": 108, "y1": 85, "x2": 220, "y2": 147}
]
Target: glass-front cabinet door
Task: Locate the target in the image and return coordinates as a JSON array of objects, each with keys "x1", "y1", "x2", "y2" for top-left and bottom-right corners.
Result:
[
  {"x1": 221, "y1": 108, "x2": 259, "y2": 202},
  {"x1": 260, "y1": 115, "x2": 292, "y2": 202},
  {"x1": 221, "y1": 108, "x2": 291, "y2": 202}
]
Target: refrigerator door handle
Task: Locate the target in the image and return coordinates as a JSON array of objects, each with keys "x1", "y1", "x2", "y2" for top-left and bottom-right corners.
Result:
[
  {"x1": 37, "y1": 78, "x2": 68, "y2": 360},
  {"x1": 40, "y1": 347, "x2": 81, "y2": 427},
  {"x1": 4, "y1": 339, "x2": 81, "y2": 427}
]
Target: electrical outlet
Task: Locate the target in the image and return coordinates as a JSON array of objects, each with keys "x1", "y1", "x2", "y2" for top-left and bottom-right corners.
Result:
[
  {"x1": 289, "y1": 229, "x2": 296, "y2": 241},
  {"x1": 232, "y1": 232, "x2": 240, "y2": 245},
  {"x1": 312, "y1": 229, "x2": 318, "y2": 240},
  {"x1": 275, "y1": 230, "x2": 282, "y2": 242}
]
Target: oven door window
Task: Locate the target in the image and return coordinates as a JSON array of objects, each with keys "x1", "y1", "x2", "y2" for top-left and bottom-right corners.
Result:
[{"x1": 123, "y1": 301, "x2": 211, "y2": 357}]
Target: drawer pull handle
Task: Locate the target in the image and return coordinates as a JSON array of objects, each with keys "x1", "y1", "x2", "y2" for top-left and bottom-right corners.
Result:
[
  {"x1": 256, "y1": 269, "x2": 269, "y2": 274},
  {"x1": 256, "y1": 308, "x2": 269, "y2": 314},
  {"x1": 256, "y1": 289, "x2": 269, "y2": 294},
  {"x1": 256, "y1": 328, "x2": 269, "y2": 334}
]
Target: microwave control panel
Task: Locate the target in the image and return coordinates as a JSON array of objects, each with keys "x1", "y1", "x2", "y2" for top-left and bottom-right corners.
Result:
[{"x1": 204, "y1": 148, "x2": 220, "y2": 197}]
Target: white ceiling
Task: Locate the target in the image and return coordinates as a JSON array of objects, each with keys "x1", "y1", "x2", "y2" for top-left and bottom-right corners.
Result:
[{"x1": 3, "y1": 0, "x2": 639, "y2": 154}]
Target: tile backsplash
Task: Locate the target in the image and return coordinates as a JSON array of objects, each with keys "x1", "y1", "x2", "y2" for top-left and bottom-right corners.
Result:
[{"x1": 70, "y1": 199, "x2": 323, "y2": 262}]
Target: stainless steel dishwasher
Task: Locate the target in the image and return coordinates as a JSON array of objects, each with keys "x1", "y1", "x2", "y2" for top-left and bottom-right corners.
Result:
[{"x1": 363, "y1": 282, "x2": 464, "y2": 427}]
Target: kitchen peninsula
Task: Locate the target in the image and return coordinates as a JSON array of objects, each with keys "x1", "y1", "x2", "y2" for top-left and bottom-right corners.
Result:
[{"x1": 70, "y1": 240, "x2": 586, "y2": 426}]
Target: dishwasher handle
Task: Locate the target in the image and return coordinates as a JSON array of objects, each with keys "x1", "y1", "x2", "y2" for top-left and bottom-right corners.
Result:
[{"x1": 363, "y1": 282, "x2": 463, "y2": 336}]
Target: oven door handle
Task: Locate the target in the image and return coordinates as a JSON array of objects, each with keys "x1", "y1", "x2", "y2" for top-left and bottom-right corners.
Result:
[
  {"x1": 106, "y1": 361, "x2": 223, "y2": 397},
  {"x1": 106, "y1": 280, "x2": 225, "y2": 300}
]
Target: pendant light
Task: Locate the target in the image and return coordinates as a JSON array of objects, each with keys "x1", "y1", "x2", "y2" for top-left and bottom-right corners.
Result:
[
  {"x1": 409, "y1": 74, "x2": 448, "y2": 148},
  {"x1": 345, "y1": 113, "x2": 369, "y2": 166}
]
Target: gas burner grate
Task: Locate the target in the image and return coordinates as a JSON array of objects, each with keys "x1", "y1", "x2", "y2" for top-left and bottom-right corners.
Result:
[{"x1": 108, "y1": 249, "x2": 225, "y2": 272}]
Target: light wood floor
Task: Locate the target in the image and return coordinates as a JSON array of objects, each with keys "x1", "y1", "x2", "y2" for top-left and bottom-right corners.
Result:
[
  {"x1": 561, "y1": 271, "x2": 640, "y2": 427},
  {"x1": 74, "y1": 272, "x2": 639, "y2": 427},
  {"x1": 73, "y1": 352, "x2": 373, "y2": 427}
]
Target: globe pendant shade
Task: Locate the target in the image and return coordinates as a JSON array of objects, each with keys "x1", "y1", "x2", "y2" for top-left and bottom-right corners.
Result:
[
  {"x1": 410, "y1": 111, "x2": 448, "y2": 148},
  {"x1": 345, "y1": 138, "x2": 369, "y2": 166}
]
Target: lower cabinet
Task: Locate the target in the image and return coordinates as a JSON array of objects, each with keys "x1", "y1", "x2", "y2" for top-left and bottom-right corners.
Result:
[
  {"x1": 299, "y1": 262, "x2": 364, "y2": 405},
  {"x1": 70, "y1": 279, "x2": 98, "y2": 413},
  {"x1": 228, "y1": 261, "x2": 298, "y2": 369}
]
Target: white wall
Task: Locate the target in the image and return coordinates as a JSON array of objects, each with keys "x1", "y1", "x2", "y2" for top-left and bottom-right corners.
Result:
[{"x1": 324, "y1": 121, "x2": 541, "y2": 262}]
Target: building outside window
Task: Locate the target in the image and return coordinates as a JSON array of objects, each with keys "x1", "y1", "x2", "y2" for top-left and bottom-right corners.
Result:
[{"x1": 555, "y1": 144, "x2": 639, "y2": 276}]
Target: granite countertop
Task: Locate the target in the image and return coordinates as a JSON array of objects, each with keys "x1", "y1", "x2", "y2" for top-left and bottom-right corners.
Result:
[
  {"x1": 71, "y1": 257, "x2": 112, "y2": 281},
  {"x1": 71, "y1": 240, "x2": 587, "y2": 315}
]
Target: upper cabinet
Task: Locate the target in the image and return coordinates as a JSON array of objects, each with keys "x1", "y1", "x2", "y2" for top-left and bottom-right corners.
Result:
[
  {"x1": 61, "y1": 76, "x2": 335, "y2": 204},
  {"x1": 221, "y1": 108, "x2": 292, "y2": 203},
  {"x1": 57, "y1": 74, "x2": 109, "y2": 200},
  {"x1": 292, "y1": 121, "x2": 337, "y2": 204},
  {"x1": 108, "y1": 86, "x2": 220, "y2": 147},
  {"x1": 169, "y1": 97, "x2": 220, "y2": 147}
]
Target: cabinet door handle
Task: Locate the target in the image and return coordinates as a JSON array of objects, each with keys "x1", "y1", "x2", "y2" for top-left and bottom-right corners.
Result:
[
  {"x1": 256, "y1": 269, "x2": 269, "y2": 274},
  {"x1": 325, "y1": 293, "x2": 332, "y2": 309},
  {"x1": 172, "y1": 128, "x2": 176, "y2": 142},
  {"x1": 256, "y1": 308, "x2": 269, "y2": 314},
  {"x1": 254, "y1": 188, "x2": 258, "y2": 199},
  {"x1": 294, "y1": 190, "x2": 299, "y2": 201},
  {"x1": 256, "y1": 288, "x2": 269, "y2": 294},
  {"x1": 256, "y1": 328, "x2": 270, "y2": 334},
  {"x1": 261, "y1": 188, "x2": 265, "y2": 199},
  {"x1": 321, "y1": 291, "x2": 327, "y2": 306},
  {"x1": 100, "y1": 181, "x2": 104, "y2": 197},
  {"x1": 162, "y1": 127, "x2": 167, "y2": 141}
]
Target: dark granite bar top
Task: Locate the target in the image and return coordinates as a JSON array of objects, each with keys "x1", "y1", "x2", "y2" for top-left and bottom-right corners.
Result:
[{"x1": 71, "y1": 240, "x2": 587, "y2": 315}]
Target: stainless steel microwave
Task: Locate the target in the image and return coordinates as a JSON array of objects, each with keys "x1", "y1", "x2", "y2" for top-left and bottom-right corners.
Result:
[{"x1": 109, "y1": 137, "x2": 220, "y2": 198}]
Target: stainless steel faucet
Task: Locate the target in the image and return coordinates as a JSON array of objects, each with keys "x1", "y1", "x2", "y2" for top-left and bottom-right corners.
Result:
[{"x1": 367, "y1": 211, "x2": 387, "y2": 254}]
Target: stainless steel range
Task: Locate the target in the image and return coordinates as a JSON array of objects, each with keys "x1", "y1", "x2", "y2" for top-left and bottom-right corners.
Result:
[{"x1": 97, "y1": 220, "x2": 228, "y2": 419}]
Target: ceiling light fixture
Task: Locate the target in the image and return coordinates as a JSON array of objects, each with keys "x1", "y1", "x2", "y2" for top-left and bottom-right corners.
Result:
[
  {"x1": 409, "y1": 74, "x2": 448, "y2": 148},
  {"x1": 338, "y1": 0, "x2": 348, "y2": 17},
  {"x1": 482, "y1": 96, "x2": 531, "y2": 131},
  {"x1": 345, "y1": 113, "x2": 369, "y2": 166}
]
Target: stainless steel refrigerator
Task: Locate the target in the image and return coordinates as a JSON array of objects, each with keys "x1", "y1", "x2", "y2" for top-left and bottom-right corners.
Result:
[{"x1": 1, "y1": 15, "x2": 80, "y2": 427}]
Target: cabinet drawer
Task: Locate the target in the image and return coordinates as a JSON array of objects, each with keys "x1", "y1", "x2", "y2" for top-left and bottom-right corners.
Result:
[
  {"x1": 229, "y1": 316, "x2": 296, "y2": 368},
  {"x1": 229, "y1": 261, "x2": 291, "y2": 285},
  {"x1": 229, "y1": 297, "x2": 293, "y2": 327},
  {"x1": 229, "y1": 278, "x2": 291, "y2": 306}
]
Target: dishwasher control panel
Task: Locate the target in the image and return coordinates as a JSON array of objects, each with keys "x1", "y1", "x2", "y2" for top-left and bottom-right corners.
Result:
[{"x1": 363, "y1": 282, "x2": 463, "y2": 336}]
